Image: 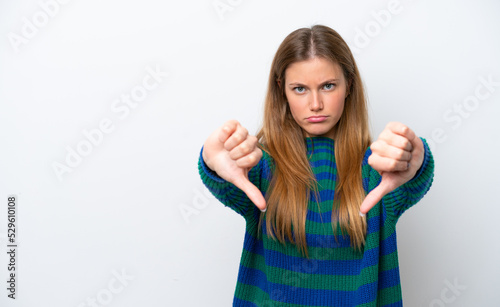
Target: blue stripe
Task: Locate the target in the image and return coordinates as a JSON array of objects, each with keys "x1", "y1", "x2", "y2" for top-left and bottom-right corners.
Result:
[
  {"x1": 308, "y1": 189, "x2": 335, "y2": 204},
  {"x1": 306, "y1": 139, "x2": 335, "y2": 147},
  {"x1": 381, "y1": 300, "x2": 403, "y2": 307},
  {"x1": 241, "y1": 234, "x2": 390, "y2": 274},
  {"x1": 238, "y1": 266, "x2": 360, "y2": 306},
  {"x1": 306, "y1": 209, "x2": 333, "y2": 223},
  {"x1": 354, "y1": 281, "x2": 378, "y2": 304},
  {"x1": 260, "y1": 226, "x2": 352, "y2": 249},
  {"x1": 380, "y1": 231, "x2": 397, "y2": 256},
  {"x1": 260, "y1": 157, "x2": 272, "y2": 182},
  {"x1": 367, "y1": 215, "x2": 381, "y2": 234},
  {"x1": 307, "y1": 147, "x2": 335, "y2": 155},
  {"x1": 243, "y1": 231, "x2": 265, "y2": 256},
  {"x1": 363, "y1": 147, "x2": 372, "y2": 164},
  {"x1": 264, "y1": 249, "x2": 363, "y2": 275},
  {"x1": 362, "y1": 177, "x2": 369, "y2": 192},
  {"x1": 233, "y1": 297, "x2": 258, "y2": 306},
  {"x1": 378, "y1": 267, "x2": 401, "y2": 289},
  {"x1": 315, "y1": 171, "x2": 337, "y2": 181},
  {"x1": 359, "y1": 247, "x2": 379, "y2": 270},
  {"x1": 237, "y1": 265, "x2": 384, "y2": 306},
  {"x1": 257, "y1": 217, "x2": 389, "y2": 251},
  {"x1": 306, "y1": 138, "x2": 335, "y2": 147},
  {"x1": 306, "y1": 212, "x2": 382, "y2": 237},
  {"x1": 310, "y1": 159, "x2": 336, "y2": 168}
]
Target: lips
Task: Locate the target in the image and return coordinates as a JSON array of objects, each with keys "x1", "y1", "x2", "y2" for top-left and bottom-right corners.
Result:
[{"x1": 306, "y1": 116, "x2": 328, "y2": 123}]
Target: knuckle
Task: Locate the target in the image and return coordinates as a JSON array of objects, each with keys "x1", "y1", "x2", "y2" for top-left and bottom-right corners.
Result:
[
  {"x1": 256, "y1": 149, "x2": 263, "y2": 159},
  {"x1": 389, "y1": 160, "x2": 397, "y2": 169},
  {"x1": 402, "y1": 162, "x2": 409, "y2": 170},
  {"x1": 239, "y1": 142, "x2": 249, "y2": 153},
  {"x1": 235, "y1": 159, "x2": 244, "y2": 168},
  {"x1": 246, "y1": 154, "x2": 255, "y2": 164},
  {"x1": 249, "y1": 135, "x2": 258, "y2": 143},
  {"x1": 396, "y1": 149, "x2": 405, "y2": 160},
  {"x1": 380, "y1": 130, "x2": 390, "y2": 141},
  {"x1": 224, "y1": 140, "x2": 232, "y2": 151},
  {"x1": 394, "y1": 161, "x2": 402, "y2": 170},
  {"x1": 368, "y1": 155, "x2": 375, "y2": 166},
  {"x1": 387, "y1": 121, "x2": 398, "y2": 130},
  {"x1": 401, "y1": 125, "x2": 409, "y2": 134},
  {"x1": 236, "y1": 125, "x2": 248, "y2": 136},
  {"x1": 226, "y1": 119, "x2": 238, "y2": 128},
  {"x1": 371, "y1": 140, "x2": 384, "y2": 152},
  {"x1": 232, "y1": 133, "x2": 243, "y2": 143}
]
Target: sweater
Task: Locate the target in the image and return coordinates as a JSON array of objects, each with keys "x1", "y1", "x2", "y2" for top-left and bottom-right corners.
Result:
[{"x1": 198, "y1": 136, "x2": 435, "y2": 306}]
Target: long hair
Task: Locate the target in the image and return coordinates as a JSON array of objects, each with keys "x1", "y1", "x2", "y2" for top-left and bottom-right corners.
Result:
[{"x1": 255, "y1": 25, "x2": 371, "y2": 258}]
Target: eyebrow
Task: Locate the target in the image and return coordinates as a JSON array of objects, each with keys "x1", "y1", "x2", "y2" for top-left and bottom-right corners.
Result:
[{"x1": 287, "y1": 79, "x2": 340, "y2": 87}]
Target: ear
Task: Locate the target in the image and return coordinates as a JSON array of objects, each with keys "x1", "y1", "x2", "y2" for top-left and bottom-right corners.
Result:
[{"x1": 277, "y1": 79, "x2": 281, "y2": 89}]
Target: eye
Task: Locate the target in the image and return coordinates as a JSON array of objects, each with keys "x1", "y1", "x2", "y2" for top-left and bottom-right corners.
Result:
[
  {"x1": 293, "y1": 86, "x2": 305, "y2": 94},
  {"x1": 323, "y1": 83, "x2": 336, "y2": 90}
]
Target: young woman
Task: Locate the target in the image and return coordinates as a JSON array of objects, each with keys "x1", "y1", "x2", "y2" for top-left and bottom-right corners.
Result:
[{"x1": 198, "y1": 24, "x2": 434, "y2": 306}]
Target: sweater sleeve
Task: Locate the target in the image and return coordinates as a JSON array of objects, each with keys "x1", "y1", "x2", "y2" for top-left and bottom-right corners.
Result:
[
  {"x1": 363, "y1": 137, "x2": 435, "y2": 222},
  {"x1": 197, "y1": 145, "x2": 272, "y2": 220}
]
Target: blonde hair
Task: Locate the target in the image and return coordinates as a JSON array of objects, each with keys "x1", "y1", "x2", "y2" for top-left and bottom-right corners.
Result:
[{"x1": 256, "y1": 25, "x2": 371, "y2": 258}]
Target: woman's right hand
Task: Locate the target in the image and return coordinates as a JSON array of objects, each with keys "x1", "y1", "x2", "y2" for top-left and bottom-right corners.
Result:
[{"x1": 202, "y1": 120, "x2": 267, "y2": 212}]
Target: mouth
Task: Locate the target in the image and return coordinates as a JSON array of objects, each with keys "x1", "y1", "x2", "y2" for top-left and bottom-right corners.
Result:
[{"x1": 306, "y1": 116, "x2": 328, "y2": 123}]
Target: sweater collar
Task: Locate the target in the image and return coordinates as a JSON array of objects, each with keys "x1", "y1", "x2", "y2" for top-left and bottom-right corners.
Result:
[{"x1": 305, "y1": 137, "x2": 335, "y2": 153}]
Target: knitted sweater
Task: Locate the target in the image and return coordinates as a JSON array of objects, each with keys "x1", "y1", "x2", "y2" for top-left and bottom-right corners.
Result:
[{"x1": 198, "y1": 136, "x2": 434, "y2": 306}]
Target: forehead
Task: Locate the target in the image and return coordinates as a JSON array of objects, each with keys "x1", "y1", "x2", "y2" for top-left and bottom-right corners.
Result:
[{"x1": 285, "y1": 57, "x2": 344, "y2": 83}]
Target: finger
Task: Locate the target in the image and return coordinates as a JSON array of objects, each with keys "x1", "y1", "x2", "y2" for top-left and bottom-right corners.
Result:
[
  {"x1": 235, "y1": 149, "x2": 262, "y2": 169},
  {"x1": 387, "y1": 123, "x2": 416, "y2": 148},
  {"x1": 229, "y1": 136, "x2": 258, "y2": 160},
  {"x1": 218, "y1": 120, "x2": 239, "y2": 144},
  {"x1": 368, "y1": 155, "x2": 410, "y2": 172},
  {"x1": 224, "y1": 125, "x2": 248, "y2": 151},
  {"x1": 380, "y1": 131, "x2": 413, "y2": 152},
  {"x1": 359, "y1": 178, "x2": 394, "y2": 215},
  {"x1": 232, "y1": 174, "x2": 267, "y2": 211},
  {"x1": 386, "y1": 122, "x2": 417, "y2": 140},
  {"x1": 370, "y1": 141, "x2": 412, "y2": 161}
]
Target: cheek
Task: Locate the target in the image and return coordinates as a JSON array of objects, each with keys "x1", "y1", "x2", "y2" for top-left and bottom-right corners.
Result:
[
  {"x1": 337, "y1": 101, "x2": 345, "y2": 114},
  {"x1": 288, "y1": 107, "x2": 300, "y2": 123},
  {"x1": 287, "y1": 99, "x2": 303, "y2": 119},
  {"x1": 330, "y1": 95, "x2": 346, "y2": 115}
]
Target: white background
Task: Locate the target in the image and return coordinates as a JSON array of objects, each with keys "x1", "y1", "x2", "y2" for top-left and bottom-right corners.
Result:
[{"x1": 1, "y1": 0, "x2": 499, "y2": 306}]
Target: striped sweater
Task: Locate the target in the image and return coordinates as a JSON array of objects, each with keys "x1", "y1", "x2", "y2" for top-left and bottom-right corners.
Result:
[{"x1": 198, "y1": 136, "x2": 434, "y2": 306}]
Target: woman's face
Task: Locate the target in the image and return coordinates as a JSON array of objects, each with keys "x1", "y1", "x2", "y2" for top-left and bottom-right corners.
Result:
[{"x1": 283, "y1": 57, "x2": 348, "y2": 140}]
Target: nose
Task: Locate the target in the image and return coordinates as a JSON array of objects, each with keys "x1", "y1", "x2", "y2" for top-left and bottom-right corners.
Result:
[{"x1": 309, "y1": 91, "x2": 323, "y2": 111}]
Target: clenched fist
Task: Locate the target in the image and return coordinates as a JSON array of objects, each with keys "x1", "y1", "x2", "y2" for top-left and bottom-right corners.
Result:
[
  {"x1": 202, "y1": 120, "x2": 267, "y2": 211},
  {"x1": 359, "y1": 122, "x2": 425, "y2": 215}
]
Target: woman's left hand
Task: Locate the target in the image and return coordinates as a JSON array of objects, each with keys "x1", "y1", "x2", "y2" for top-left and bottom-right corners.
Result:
[{"x1": 359, "y1": 122, "x2": 425, "y2": 215}]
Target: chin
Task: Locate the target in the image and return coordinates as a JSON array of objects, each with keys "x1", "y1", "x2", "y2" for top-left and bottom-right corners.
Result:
[{"x1": 303, "y1": 126, "x2": 335, "y2": 138}]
